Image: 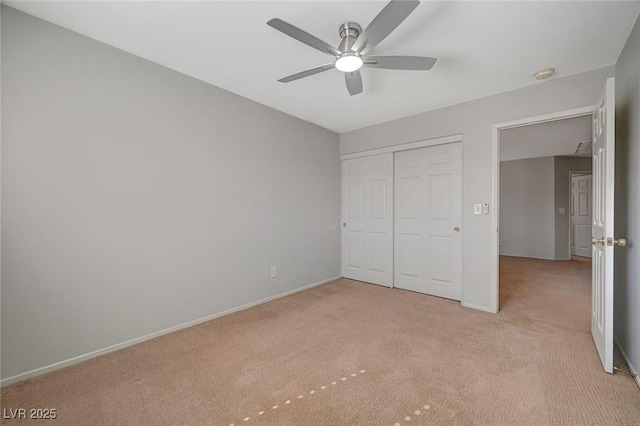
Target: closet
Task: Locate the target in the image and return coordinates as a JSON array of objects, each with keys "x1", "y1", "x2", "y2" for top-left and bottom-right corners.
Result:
[{"x1": 341, "y1": 140, "x2": 462, "y2": 300}]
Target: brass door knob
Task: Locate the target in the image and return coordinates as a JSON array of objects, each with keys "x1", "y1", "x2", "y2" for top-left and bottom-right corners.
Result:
[
  {"x1": 614, "y1": 238, "x2": 627, "y2": 247},
  {"x1": 592, "y1": 237, "x2": 605, "y2": 245}
]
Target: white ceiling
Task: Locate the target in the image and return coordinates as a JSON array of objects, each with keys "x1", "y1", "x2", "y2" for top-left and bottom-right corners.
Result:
[
  {"x1": 5, "y1": 1, "x2": 640, "y2": 133},
  {"x1": 500, "y1": 115, "x2": 592, "y2": 162}
]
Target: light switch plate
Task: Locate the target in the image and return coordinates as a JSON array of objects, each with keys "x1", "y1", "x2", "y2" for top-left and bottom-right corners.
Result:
[
  {"x1": 474, "y1": 204, "x2": 482, "y2": 215},
  {"x1": 559, "y1": 208, "x2": 566, "y2": 214}
]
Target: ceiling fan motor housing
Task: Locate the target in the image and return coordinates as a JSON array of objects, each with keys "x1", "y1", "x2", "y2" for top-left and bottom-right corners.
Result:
[{"x1": 338, "y1": 22, "x2": 362, "y2": 52}]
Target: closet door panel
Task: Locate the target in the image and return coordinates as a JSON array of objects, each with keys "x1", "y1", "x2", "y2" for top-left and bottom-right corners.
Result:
[
  {"x1": 341, "y1": 154, "x2": 393, "y2": 287},
  {"x1": 394, "y1": 143, "x2": 462, "y2": 300}
]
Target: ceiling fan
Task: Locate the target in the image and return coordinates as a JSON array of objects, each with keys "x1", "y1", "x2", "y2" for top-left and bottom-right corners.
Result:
[{"x1": 267, "y1": 0, "x2": 436, "y2": 96}]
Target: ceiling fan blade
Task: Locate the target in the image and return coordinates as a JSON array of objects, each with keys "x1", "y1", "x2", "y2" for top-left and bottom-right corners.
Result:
[
  {"x1": 278, "y1": 64, "x2": 335, "y2": 83},
  {"x1": 268, "y1": 19, "x2": 341, "y2": 57},
  {"x1": 345, "y1": 70, "x2": 363, "y2": 96},
  {"x1": 364, "y1": 55, "x2": 437, "y2": 70},
  {"x1": 351, "y1": 0, "x2": 420, "y2": 55}
]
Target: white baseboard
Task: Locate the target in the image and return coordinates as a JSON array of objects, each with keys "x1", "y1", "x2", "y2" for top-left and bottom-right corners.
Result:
[
  {"x1": 499, "y1": 253, "x2": 556, "y2": 261},
  {"x1": 615, "y1": 339, "x2": 640, "y2": 391},
  {"x1": 0, "y1": 276, "x2": 340, "y2": 387},
  {"x1": 461, "y1": 302, "x2": 496, "y2": 313}
]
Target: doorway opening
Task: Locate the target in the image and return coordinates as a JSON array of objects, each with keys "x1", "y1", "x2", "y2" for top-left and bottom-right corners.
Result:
[
  {"x1": 498, "y1": 115, "x2": 592, "y2": 322},
  {"x1": 489, "y1": 106, "x2": 595, "y2": 314},
  {"x1": 496, "y1": 114, "x2": 594, "y2": 328}
]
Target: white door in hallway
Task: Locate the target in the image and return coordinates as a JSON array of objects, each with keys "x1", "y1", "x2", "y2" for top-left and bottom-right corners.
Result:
[
  {"x1": 591, "y1": 78, "x2": 615, "y2": 374},
  {"x1": 394, "y1": 143, "x2": 462, "y2": 300},
  {"x1": 341, "y1": 154, "x2": 393, "y2": 287},
  {"x1": 571, "y1": 175, "x2": 593, "y2": 258}
]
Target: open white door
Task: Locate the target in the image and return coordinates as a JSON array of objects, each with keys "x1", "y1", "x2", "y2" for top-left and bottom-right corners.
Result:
[
  {"x1": 591, "y1": 77, "x2": 616, "y2": 373},
  {"x1": 341, "y1": 154, "x2": 393, "y2": 287}
]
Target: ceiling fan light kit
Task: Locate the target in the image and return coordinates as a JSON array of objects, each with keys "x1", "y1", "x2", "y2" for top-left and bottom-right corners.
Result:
[
  {"x1": 335, "y1": 52, "x2": 363, "y2": 72},
  {"x1": 267, "y1": 0, "x2": 437, "y2": 96}
]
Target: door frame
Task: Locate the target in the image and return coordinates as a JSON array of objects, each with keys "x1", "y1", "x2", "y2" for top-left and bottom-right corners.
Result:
[
  {"x1": 340, "y1": 134, "x2": 463, "y2": 161},
  {"x1": 569, "y1": 171, "x2": 593, "y2": 259},
  {"x1": 490, "y1": 106, "x2": 595, "y2": 313}
]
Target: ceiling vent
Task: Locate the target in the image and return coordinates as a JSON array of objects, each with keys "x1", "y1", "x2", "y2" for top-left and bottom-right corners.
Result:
[{"x1": 574, "y1": 141, "x2": 593, "y2": 155}]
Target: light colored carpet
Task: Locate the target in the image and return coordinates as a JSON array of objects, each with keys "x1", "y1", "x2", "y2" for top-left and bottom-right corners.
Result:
[{"x1": 2, "y1": 256, "x2": 639, "y2": 425}]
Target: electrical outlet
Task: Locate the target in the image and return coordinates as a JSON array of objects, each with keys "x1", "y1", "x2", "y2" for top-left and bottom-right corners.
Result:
[{"x1": 270, "y1": 266, "x2": 277, "y2": 278}]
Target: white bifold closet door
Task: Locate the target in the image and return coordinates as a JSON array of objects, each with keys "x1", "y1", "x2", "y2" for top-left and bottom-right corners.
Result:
[
  {"x1": 394, "y1": 143, "x2": 462, "y2": 300},
  {"x1": 341, "y1": 153, "x2": 393, "y2": 287}
]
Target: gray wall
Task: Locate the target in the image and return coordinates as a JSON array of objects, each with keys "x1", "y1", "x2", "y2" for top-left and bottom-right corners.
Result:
[
  {"x1": 1, "y1": 7, "x2": 340, "y2": 380},
  {"x1": 342, "y1": 65, "x2": 614, "y2": 311},
  {"x1": 554, "y1": 156, "x2": 592, "y2": 260},
  {"x1": 500, "y1": 156, "x2": 592, "y2": 261},
  {"x1": 499, "y1": 157, "x2": 556, "y2": 259},
  {"x1": 614, "y1": 14, "x2": 640, "y2": 376}
]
